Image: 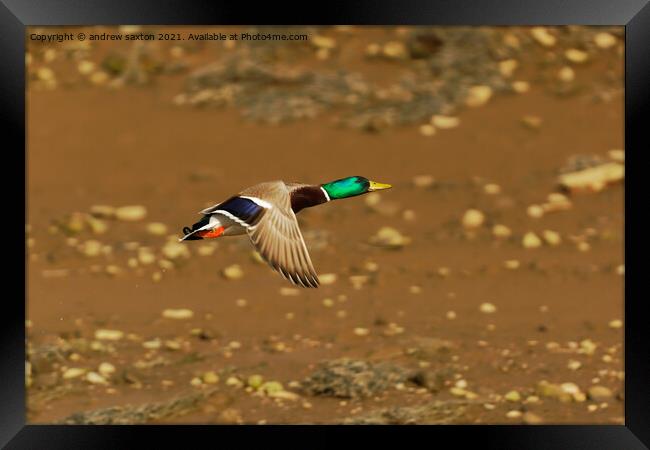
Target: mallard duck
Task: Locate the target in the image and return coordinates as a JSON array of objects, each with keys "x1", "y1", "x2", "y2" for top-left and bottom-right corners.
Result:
[{"x1": 180, "y1": 176, "x2": 392, "y2": 288}]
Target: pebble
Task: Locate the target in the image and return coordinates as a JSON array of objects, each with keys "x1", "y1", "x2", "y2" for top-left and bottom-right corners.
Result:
[
  {"x1": 506, "y1": 410, "x2": 523, "y2": 419},
  {"x1": 86, "y1": 371, "x2": 108, "y2": 385},
  {"x1": 542, "y1": 230, "x2": 562, "y2": 246},
  {"x1": 62, "y1": 368, "x2": 86, "y2": 379},
  {"x1": 160, "y1": 242, "x2": 187, "y2": 261},
  {"x1": 587, "y1": 385, "x2": 613, "y2": 402},
  {"x1": 419, "y1": 124, "x2": 436, "y2": 136},
  {"x1": 567, "y1": 360, "x2": 582, "y2": 371},
  {"x1": 226, "y1": 376, "x2": 243, "y2": 388},
  {"x1": 115, "y1": 205, "x2": 147, "y2": 221},
  {"x1": 86, "y1": 216, "x2": 108, "y2": 234},
  {"x1": 280, "y1": 287, "x2": 300, "y2": 296},
  {"x1": 594, "y1": 32, "x2": 617, "y2": 49},
  {"x1": 198, "y1": 244, "x2": 217, "y2": 256},
  {"x1": 522, "y1": 412, "x2": 544, "y2": 424},
  {"x1": 558, "y1": 66, "x2": 575, "y2": 82},
  {"x1": 37, "y1": 67, "x2": 55, "y2": 81},
  {"x1": 521, "y1": 115, "x2": 543, "y2": 130},
  {"x1": 81, "y1": 240, "x2": 103, "y2": 257},
  {"x1": 431, "y1": 115, "x2": 460, "y2": 129},
  {"x1": 512, "y1": 81, "x2": 530, "y2": 93},
  {"x1": 608, "y1": 319, "x2": 622, "y2": 329},
  {"x1": 319, "y1": 273, "x2": 337, "y2": 285},
  {"x1": 483, "y1": 183, "x2": 501, "y2": 195},
  {"x1": 369, "y1": 227, "x2": 410, "y2": 248},
  {"x1": 382, "y1": 41, "x2": 408, "y2": 59},
  {"x1": 89, "y1": 71, "x2": 109, "y2": 86},
  {"x1": 577, "y1": 242, "x2": 591, "y2": 252},
  {"x1": 465, "y1": 85, "x2": 493, "y2": 107},
  {"x1": 530, "y1": 27, "x2": 556, "y2": 47},
  {"x1": 565, "y1": 48, "x2": 589, "y2": 63},
  {"x1": 479, "y1": 303, "x2": 497, "y2": 314},
  {"x1": 322, "y1": 298, "x2": 334, "y2": 308},
  {"x1": 147, "y1": 222, "x2": 168, "y2": 236},
  {"x1": 203, "y1": 371, "x2": 220, "y2": 384},
  {"x1": 608, "y1": 149, "x2": 624, "y2": 163},
  {"x1": 462, "y1": 209, "x2": 485, "y2": 229},
  {"x1": 504, "y1": 390, "x2": 521, "y2": 402},
  {"x1": 162, "y1": 308, "x2": 194, "y2": 320},
  {"x1": 616, "y1": 265, "x2": 624, "y2": 275},
  {"x1": 446, "y1": 311, "x2": 457, "y2": 320},
  {"x1": 235, "y1": 298, "x2": 248, "y2": 307},
  {"x1": 353, "y1": 327, "x2": 370, "y2": 336},
  {"x1": 98, "y1": 362, "x2": 116, "y2": 377},
  {"x1": 349, "y1": 275, "x2": 369, "y2": 290},
  {"x1": 94, "y1": 329, "x2": 124, "y2": 341},
  {"x1": 527, "y1": 204, "x2": 545, "y2": 218},
  {"x1": 522, "y1": 232, "x2": 542, "y2": 249},
  {"x1": 77, "y1": 60, "x2": 95, "y2": 75},
  {"x1": 498, "y1": 59, "x2": 518, "y2": 78},
  {"x1": 222, "y1": 264, "x2": 244, "y2": 280},
  {"x1": 412, "y1": 174, "x2": 436, "y2": 188},
  {"x1": 402, "y1": 210, "x2": 416, "y2": 221},
  {"x1": 492, "y1": 224, "x2": 512, "y2": 239},
  {"x1": 248, "y1": 374, "x2": 264, "y2": 389},
  {"x1": 560, "y1": 382, "x2": 581, "y2": 395},
  {"x1": 152, "y1": 272, "x2": 163, "y2": 282},
  {"x1": 312, "y1": 35, "x2": 336, "y2": 50},
  {"x1": 190, "y1": 377, "x2": 203, "y2": 387}
]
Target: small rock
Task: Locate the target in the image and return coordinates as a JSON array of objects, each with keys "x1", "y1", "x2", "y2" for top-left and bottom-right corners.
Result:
[
  {"x1": 248, "y1": 374, "x2": 264, "y2": 389},
  {"x1": 115, "y1": 205, "x2": 147, "y2": 222},
  {"x1": 147, "y1": 222, "x2": 168, "y2": 236},
  {"x1": 349, "y1": 275, "x2": 369, "y2": 290},
  {"x1": 162, "y1": 241, "x2": 190, "y2": 260},
  {"x1": 530, "y1": 27, "x2": 556, "y2": 47},
  {"x1": 505, "y1": 390, "x2": 521, "y2": 402},
  {"x1": 522, "y1": 412, "x2": 544, "y2": 424},
  {"x1": 431, "y1": 115, "x2": 460, "y2": 129},
  {"x1": 512, "y1": 80, "x2": 530, "y2": 93},
  {"x1": 565, "y1": 48, "x2": 589, "y2": 64},
  {"x1": 462, "y1": 209, "x2": 485, "y2": 230},
  {"x1": 608, "y1": 319, "x2": 622, "y2": 329},
  {"x1": 492, "y1": 224, "x2": 512, "y2": 239},
  {"x1": 412, "y1": 174, "x2": 436, "y2": 188},
  {"x1": 98, "y1": 362, "x2": 116, "y2": 377},
  {"x1": 594, "y1": 32, "x2": 617, "y2": 49},
  {"x1": 382, "y1": 41, "x2": 408, "y2": 59},
  {"x1": 465, "y1": 85, "x2": 492, "y2": 107},
  {"x1": 542, "y1": 230, "x2": 562, "y2": 246},
  {"x1": 587, "y1": 386, "x2": 613, "y2": 401},
  {"x1": 138, "y1": 248, "x2": 156, "y2": 265},
  {"x1": 369, "y1": 227, "x2": 410, "y2": 249},
  {"x1": 608, "y1": 149, "x2": 624, "y2": 163},
  {"x1": 162, "y1": 308, "x2": 194, "y2": 320},
  {"x1": 319, "y1": 273, "x2": 337, "y2": 285},
  {"x1": 260, "y1": 381, "x2": 284, "y2": 395},
  {"x1": 198, "y1": 244, "x2": 217, "y2": 256},
  {"x1": 479, "y1": 303, "x2": 497, "y2": 314},
  {"x1": 62, "y1": 368, "x2": 86, "y2": 380},
  {"x1": 521, "y1": 115, "x2": 543, "y2": 130},
  {"x1": 527, "y1": 204, "x2": 545, "y2": 218},
  {"x1": 86, "y1": 371, "x2": 108, "y2": 385},
  {"x1": 483, "y1": 183, "x2": 501, "y2": 195},
  {"x1": 280, "y1": 287, "x2": 300, "y2": 296},
  {"x1": 81, "y1": 240, "x2": 103, "y2": 257},
  {"x1": 354, "y1": 327, "x2": 370, "y2": 336},
  {"x1": 419, "y1": 124, "x2": 436, "y2": 136},
  {"x1": 77, "y1": 60, "x2": 95, "y2": 75},
  {"x1": 558, "y1": 66, "x2": 575, "y2": 82},
  {"x1": 94, "y1": 329, "x2": 124, "y2": 341},
  {"x1": 506, "y1": 410, "x2": 522, "y2": 419},
  {"x1": 190, "y1": 377, "x2": 203, "y2": 387},
  {"x1": 446, "y1": 311, "x2": 457, "y2": 320},
  {"x1": 222, "y1": 264, "x2": 244, "y2": 280},
  {"x1": 203, "y1": 371, "x2": 220, "y2": 384},
  {"x1": 498, "y1": 59, "x2": 518, "y2": 78},
  {"x1": 560, "y1": 382, "x2": 581, "y2": 395},
  {"x1": 522, "y1": 232, "x2": 542, "y2": 249}
]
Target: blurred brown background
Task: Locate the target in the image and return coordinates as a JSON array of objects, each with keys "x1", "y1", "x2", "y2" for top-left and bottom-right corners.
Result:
[{"x1": 26, "y1": 26, "x2": 624, "y2": 424}]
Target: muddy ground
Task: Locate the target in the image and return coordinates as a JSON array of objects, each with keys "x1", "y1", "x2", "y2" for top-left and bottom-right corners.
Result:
[{"x1": 26, "y1": 26, "x2": 624, "y2": 424}]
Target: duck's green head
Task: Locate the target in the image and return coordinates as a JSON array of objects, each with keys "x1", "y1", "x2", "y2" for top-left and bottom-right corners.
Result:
[{"x1": 321, "y1": 176, "x2": 392, "y2": 200}]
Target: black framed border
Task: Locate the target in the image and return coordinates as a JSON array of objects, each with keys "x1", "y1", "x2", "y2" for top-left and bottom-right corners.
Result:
[{"x1": 2, "y1": 0, "x2": 648, "y2": 448}]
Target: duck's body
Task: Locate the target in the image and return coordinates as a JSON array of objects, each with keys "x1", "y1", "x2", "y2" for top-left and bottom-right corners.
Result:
[{"x1": 180, "y1": 176, "x2": 391, "y2": 288}]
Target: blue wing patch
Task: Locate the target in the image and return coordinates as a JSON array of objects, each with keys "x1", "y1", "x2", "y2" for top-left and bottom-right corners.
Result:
[{"x1": 206, "y1": 196, "x2": 264, "y2": 227}]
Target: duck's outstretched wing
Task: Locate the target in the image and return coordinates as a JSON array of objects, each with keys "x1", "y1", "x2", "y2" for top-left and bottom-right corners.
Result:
[{"x1": 243, "y1": 181, "x2": 320, "y2": 288}]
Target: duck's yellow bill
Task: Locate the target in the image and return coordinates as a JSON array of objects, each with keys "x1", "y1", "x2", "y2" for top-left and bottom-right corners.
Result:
[{"x1": 368, "y1": 181, "x2": 392, "y2": 191}]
